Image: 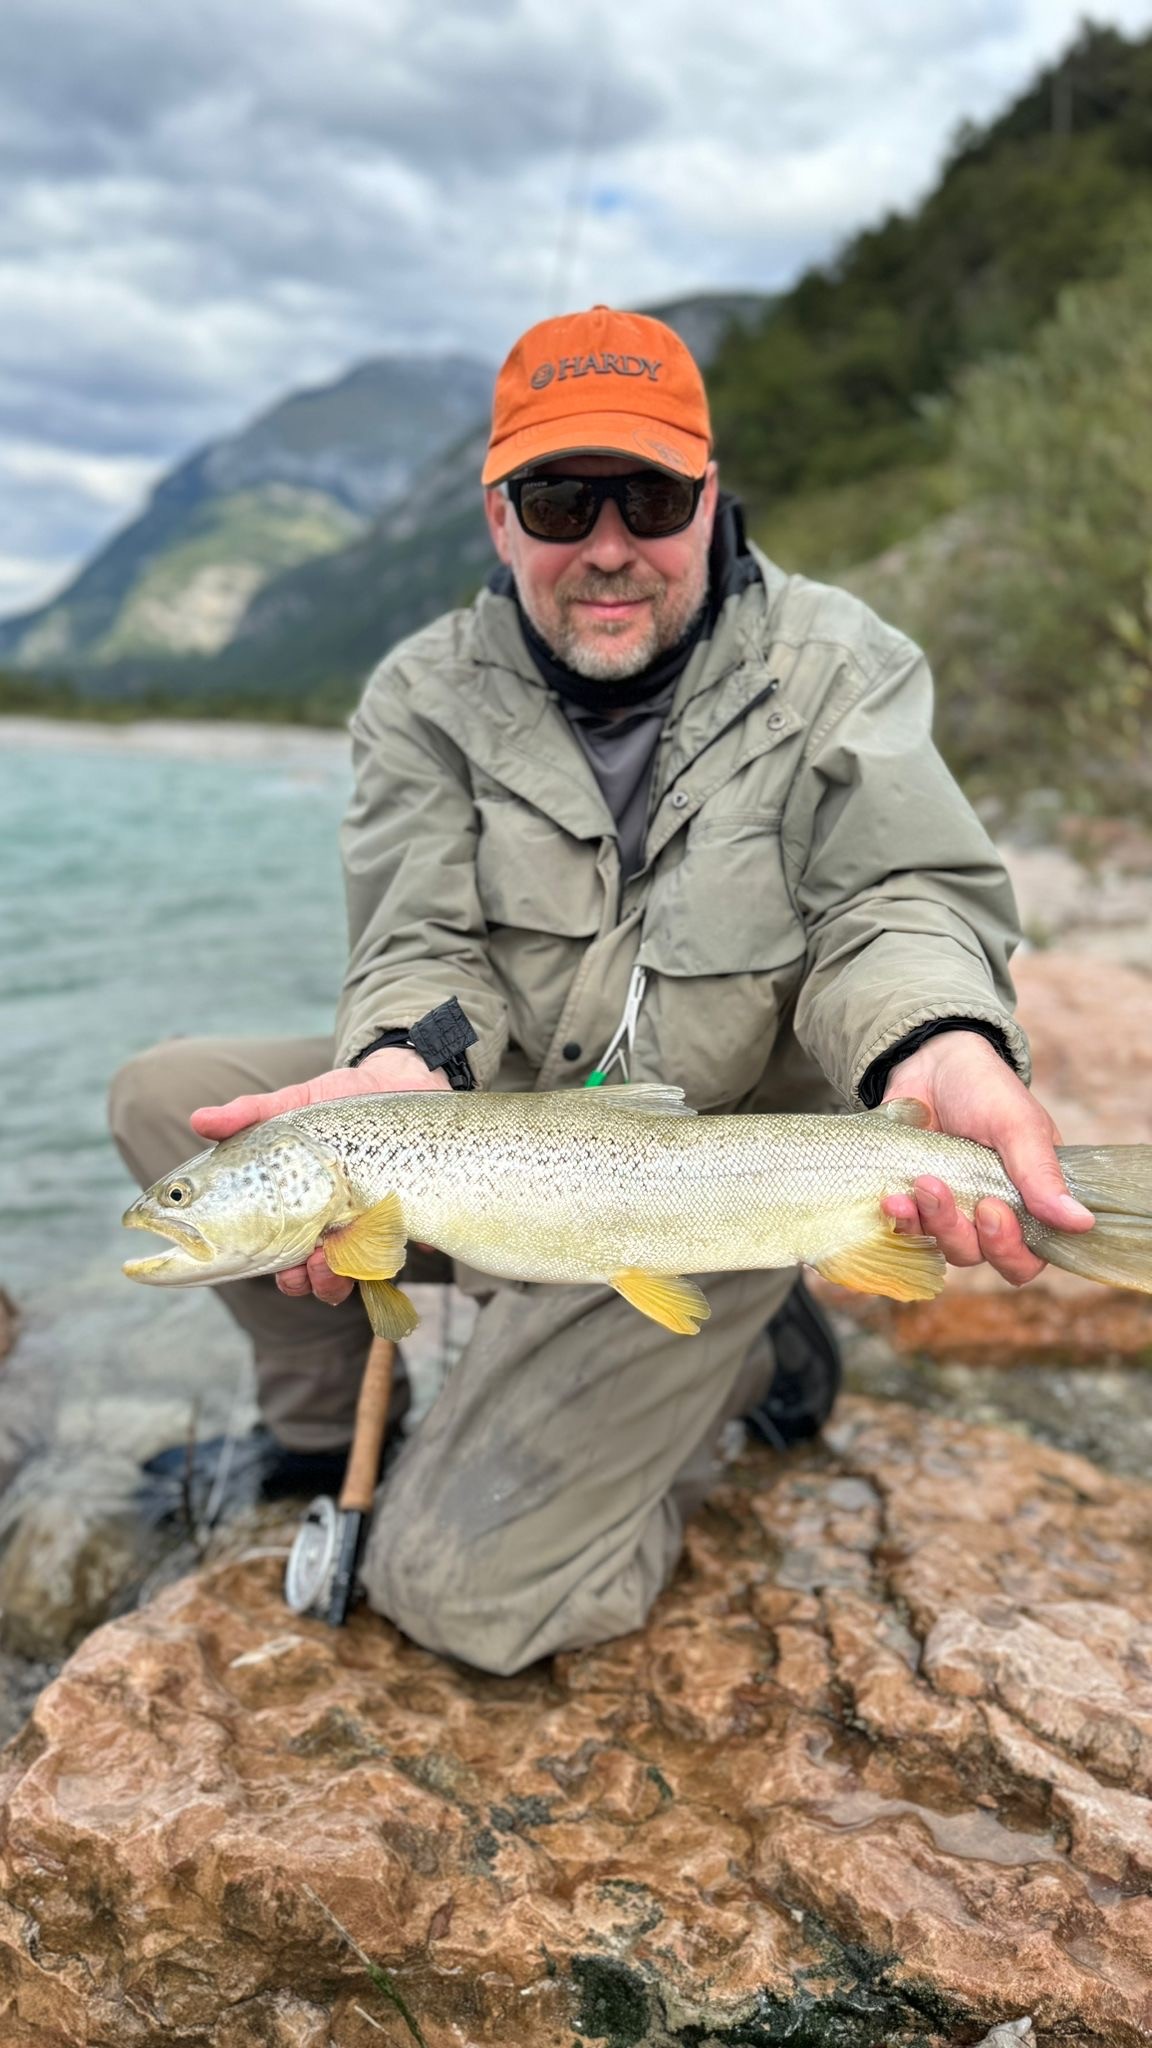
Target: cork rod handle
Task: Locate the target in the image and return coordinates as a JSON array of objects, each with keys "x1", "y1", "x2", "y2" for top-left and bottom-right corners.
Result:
[{"x1": 339, "y1": 1336, "x2": 397, "y2": 1513}]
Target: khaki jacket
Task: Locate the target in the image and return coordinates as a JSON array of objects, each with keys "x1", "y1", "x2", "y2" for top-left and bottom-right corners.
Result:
[{"x1": 335, "y1": 547, "x2": 1028, "y2": 1111}]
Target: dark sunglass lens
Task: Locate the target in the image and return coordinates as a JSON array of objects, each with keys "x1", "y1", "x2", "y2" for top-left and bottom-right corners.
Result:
[
  {"x1": 624, "y1": 474, "x2": 697, "y2": 535},
  {"x1": 518, "y1": 478, "x2": 597, "y2": 539}
]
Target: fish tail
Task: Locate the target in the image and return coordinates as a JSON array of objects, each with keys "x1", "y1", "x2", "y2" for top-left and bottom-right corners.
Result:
[{"x1": 1032, "y1": 1145, "x2": 1152, "y2": 1294}]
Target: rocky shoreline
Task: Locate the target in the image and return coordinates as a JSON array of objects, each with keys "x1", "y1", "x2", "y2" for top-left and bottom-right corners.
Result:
[
  {"x1": 1, "y1": 816, "x2": 1150, "y2": 2040},
  {"x1": 2, "y1": 1397, "x2": 1151, "y2": 2045}
]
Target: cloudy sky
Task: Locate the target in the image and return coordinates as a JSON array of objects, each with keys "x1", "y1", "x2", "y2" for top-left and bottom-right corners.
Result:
[{"x1": 3, "y1": 0, "x2": 1151, "y2": 616}]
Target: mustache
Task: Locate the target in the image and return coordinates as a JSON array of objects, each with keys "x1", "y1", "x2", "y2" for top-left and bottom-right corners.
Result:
[{"x1": 560, "y1": 573, "x2": 663, "y2": 605}]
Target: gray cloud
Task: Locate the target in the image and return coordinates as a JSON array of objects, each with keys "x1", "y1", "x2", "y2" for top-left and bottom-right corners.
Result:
[{"x1": 2, "y1": 0, "x2": 1151, "y2": 612}]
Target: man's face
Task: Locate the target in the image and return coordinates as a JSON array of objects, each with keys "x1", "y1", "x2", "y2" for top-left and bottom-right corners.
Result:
[{"x1": 485, "y1": 454, "x2": 719, "y2": 682}]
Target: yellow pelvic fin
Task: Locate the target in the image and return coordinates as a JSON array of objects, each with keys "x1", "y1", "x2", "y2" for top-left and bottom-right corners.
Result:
[
  {"x1": 324, "y1": 1193, "x2": 406, "y2": 1280},
  {"x1": 813, "y1": 1220, "x2": 946, "y2": 1303},
  {"x1": 612, "y1": 1267, "x2": 711, "y2": 1335},
  {"x1": 360, "y1": 1279, "x2": 420, "y2": 1341},
  {"x1": 873, "y1": 1097, "x2": 933, "y2": 1129}
]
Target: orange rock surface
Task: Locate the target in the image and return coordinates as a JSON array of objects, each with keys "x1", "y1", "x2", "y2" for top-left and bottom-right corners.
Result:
[{"x1": 2, "y1": 1398, "x2": 1151, "y2": 2045}]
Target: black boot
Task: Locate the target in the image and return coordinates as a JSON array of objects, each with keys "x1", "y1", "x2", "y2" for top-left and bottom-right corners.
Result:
[
  {"x1": 138, "y1": 1425, "x2": 360, "y2": 1512},
  {"x1": 743, "y1": 1275, "x2": 842, "y2": 1450}
]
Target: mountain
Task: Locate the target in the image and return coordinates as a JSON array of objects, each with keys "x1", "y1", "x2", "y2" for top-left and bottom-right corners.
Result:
[
  {"x1": 0, "y1": 292, "x2": 769, "y2": 711},
  {"x1": 0, "y1": 354, "x2": 494, "y2": 669}
]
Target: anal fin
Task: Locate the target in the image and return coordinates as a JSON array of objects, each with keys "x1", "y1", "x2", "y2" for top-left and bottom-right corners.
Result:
[
  {"x1": 324, "y1": 1193, "x2": 406, "y2": 1280},
  {"x1": 360, "y1": 1279, "x2": 420, "y2": 1341},
  {"x1": 612, "y1": 1268, "x2": 711, "y2": 1335},
  {"x1": 813, "y1": 1221, "x2": 946, "y2": 1303}
]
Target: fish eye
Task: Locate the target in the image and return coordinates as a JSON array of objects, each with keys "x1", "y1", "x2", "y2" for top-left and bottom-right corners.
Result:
[{"x1": 163, "y1": 1180, "x2": 192, "y2": 1206}]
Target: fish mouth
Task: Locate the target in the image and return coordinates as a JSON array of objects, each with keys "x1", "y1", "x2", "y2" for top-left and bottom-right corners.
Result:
[{"x1": 121, "y1": 1205, "x2": 215, "y2": 1280}]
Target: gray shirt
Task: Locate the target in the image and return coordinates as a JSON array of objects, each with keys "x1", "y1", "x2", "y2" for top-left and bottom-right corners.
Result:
[{"x1": 560, "y1": 681, "x2": 676, "y2": 880}]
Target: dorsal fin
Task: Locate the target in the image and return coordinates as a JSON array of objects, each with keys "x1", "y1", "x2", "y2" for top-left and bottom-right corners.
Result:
[{"x1": 558, "y1": 1083, "x2": 696, "y2": 1118}]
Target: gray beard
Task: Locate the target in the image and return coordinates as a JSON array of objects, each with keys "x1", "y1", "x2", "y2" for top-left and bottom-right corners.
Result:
[
  {"x1": 555, "y1": 618, "x2": 660, "y2": 680},
  {"x1": 531, "y1": 594, "x2": 708, "y2": 684}
]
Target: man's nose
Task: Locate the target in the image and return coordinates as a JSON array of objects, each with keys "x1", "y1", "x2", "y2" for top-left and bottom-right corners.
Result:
[{"x1": 579, "y1": 495, "x2": 637, "y2": 571}]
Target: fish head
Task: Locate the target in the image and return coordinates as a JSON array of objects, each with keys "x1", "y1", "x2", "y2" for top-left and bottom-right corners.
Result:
[{"x1": 122, "y1": 1121, "x2": 347, "y2": 1285}]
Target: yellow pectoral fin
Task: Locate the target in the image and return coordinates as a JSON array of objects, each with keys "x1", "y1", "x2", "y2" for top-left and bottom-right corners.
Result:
[
  {"x1": 324, "y1": 1193, "x2": 406, "y2": 1280},
  {"x1": 360, "y1": 1279, "x2": 420, "y2": 1341},
  {"x1": 813, "y1": 1221, "x2": 946, "y2": 1303},
  {"x1": 612, "y1": 1268, "x2": 711, "y2": 1335}
]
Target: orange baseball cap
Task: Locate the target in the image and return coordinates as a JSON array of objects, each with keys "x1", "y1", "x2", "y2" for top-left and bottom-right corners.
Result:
[{"x1": 481, "y1": 306, "x2": 712, "y2": 487}]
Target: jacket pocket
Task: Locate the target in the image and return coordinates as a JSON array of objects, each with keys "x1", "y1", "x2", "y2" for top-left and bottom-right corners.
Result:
[
  {"x1": 635, "y1": 816, "x2": 806, "y2": 1107},
  {"x1": 638, "y1": 814, "x2": 804, "y2": 976},
  {"x1": 475, "y1": 794, "x2": 602, "y2": 938}
]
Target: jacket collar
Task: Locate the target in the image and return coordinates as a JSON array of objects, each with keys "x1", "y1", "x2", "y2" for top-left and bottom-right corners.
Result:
[{"x1": 404, "y1": 522, "x2": 798, "y2": 845}]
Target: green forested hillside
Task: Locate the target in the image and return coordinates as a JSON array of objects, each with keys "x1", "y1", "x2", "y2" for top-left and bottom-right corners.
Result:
[
  {"x1": 712, "y1": 21, "x2": 1152, "y2": 570},
  {"x1": 848, "y1": 231, "x2": 1152, "y2": 812}
]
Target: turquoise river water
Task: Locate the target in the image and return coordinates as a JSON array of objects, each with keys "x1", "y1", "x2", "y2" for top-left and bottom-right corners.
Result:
[{"x1": 0, "y1": 721, "x2": 354, "y2": 1429}]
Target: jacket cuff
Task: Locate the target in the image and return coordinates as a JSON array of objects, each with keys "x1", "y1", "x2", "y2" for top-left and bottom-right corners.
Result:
[
  {"x1": 849, "y1": 1001, "x2": 1031, "y2": 1106},
  {"x1": 857, "y1": 1017, "x2": 1019, "y2": 1108}
]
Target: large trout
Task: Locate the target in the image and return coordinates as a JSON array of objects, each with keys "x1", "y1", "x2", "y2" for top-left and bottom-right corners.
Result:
[{"x1": 122, "y1": 1084, "x2": 1152, "y2": 1337}]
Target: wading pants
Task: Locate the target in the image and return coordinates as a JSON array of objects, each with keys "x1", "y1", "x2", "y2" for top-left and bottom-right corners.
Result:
[{"x1": 109, "y1": 1034, "x2": 794, "y2": 1674}]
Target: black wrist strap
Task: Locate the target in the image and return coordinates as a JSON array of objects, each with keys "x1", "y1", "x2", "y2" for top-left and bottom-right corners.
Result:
[
  {"x1": 347, "y1": 1027, "x2": 411, "y2": 1067},
  {"x1": 408, "y1": 997, "x2": 479, "y2": 1090},
  {"x1": 346, "y1": 997, "x2": 479, "y2": 1091}
]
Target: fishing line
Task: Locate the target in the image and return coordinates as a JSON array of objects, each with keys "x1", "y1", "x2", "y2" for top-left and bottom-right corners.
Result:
[{"x1": 548, "y1": 24, "x2": 609, "y2": 315}]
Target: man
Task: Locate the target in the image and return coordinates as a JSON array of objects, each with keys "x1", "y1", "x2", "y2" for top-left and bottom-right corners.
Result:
[{"x1": 110, "y1": 306, "x2": 1092, "y2": 1675}]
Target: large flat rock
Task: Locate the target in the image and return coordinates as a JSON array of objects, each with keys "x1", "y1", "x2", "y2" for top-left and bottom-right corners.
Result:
[{"x1": 1, "y1": 1397, "x2": 1151, "y2": 2045}]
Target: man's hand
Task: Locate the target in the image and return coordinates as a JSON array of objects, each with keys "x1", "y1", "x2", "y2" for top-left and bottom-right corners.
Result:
[
  {"x1": 189, "y1": 1048, "x2": 451, "y2": 1306},
  {"x1": 879, "y1": 1030, "x2": 1094, "y2": 1286}
]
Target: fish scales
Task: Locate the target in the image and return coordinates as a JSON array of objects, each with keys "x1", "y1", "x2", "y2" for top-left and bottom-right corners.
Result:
[{"x1": 281, "y1": 1093, "x2": 1023, "y2": 1284}]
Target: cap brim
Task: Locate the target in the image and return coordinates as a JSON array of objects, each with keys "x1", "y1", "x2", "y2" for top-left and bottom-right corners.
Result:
[{"x1": 481, "y1": 411, "x2": 710, "y2": 487}]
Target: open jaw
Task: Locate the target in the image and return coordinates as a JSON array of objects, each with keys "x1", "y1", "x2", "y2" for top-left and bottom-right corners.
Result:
[{"x1": 121, "y1": 1206, "x2": 216, "y2": 1281}]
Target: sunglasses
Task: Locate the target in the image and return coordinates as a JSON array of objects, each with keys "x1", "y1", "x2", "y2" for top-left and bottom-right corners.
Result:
[{"x1": 506, "y1": 470, "x2": 704, "y2": 543}]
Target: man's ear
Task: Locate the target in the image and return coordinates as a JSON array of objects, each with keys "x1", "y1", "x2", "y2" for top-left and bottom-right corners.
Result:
[
  {"x1": 699, "y1": 460, "x2": 720, "y2": 546},
  {"x1": 484, "y1": 485, "x2": 513, "y2": 565}
]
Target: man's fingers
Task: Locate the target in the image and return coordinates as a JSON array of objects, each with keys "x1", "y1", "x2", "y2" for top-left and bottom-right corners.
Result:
[
  {"x1": 190, "y1": 1082, "x2": 312, "y2": 1140},
  {"x1": 908, "y1": 1176, "x2": 983, "y2": 1266},
  {"x1": 883, "y1": 1181, "x2": 982, "y2": 1265},
  {"x1": 275, "y1": 1253, "x2": 354, "y2": 1306},
  {"x1": 975, "y1": 1198, "x2": 1047, "y2": 1286},
  {"x1": 882, "y1": 1193, "x2": 921, "y2": 1234},
  {"x1": 308, "y1": 1246, "x2": 355, "y2": 1306},
  {"x1": 276, "y1": 1263, "x2": 313, "y2": 1296}
]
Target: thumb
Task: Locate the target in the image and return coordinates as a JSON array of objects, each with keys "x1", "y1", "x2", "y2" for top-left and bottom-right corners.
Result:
[
  {"x1": 999, "y1": 1129, "x2": 1094, "y2": 1232},
  {"x1": 190, "y1": 1081, "x2": 313, "y2": 1141}
]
